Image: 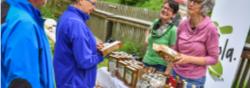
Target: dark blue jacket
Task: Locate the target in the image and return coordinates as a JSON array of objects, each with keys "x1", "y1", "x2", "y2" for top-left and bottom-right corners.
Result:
[
  {"x1": 53, "y1": 5, "x2": 104, "y2": 88},
  {"x1": 1, "y1": 0, "x2": 55, "y2": 88}
]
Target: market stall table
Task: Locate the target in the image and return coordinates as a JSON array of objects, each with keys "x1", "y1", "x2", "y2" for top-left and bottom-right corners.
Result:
[{"x1": 96, "y1": 67, "x2": 129, "y2": 88}]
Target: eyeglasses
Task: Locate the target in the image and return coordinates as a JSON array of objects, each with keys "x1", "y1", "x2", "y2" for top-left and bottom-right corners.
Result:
[
  {"x1": 86, "y1": 0, "x2": 96, "y2": 7},
  {"x1": 164, "y1": 6, "x2": 173, "y2": 13},
  {"x1": 161, "y1": 4, "x2": 173, "y2": 14}
]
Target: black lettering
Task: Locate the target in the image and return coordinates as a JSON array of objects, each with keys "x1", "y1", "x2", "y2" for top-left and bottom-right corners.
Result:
[{"x1": 226, "y1": 48, "x2": 234, "y2": 62}]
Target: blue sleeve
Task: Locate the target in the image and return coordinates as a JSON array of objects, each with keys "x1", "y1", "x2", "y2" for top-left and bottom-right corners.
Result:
[
  {"x1": 70, "y1": 21, "x2": 103, "y2": 70},
  {"x1": 2, "y1": 20, "x2": 40, "y2": 87}
]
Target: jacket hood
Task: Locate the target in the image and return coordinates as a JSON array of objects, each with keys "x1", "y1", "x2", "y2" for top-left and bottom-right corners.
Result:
[{"x1": 184, "y1": 16, "x2": 213, "y2": 33}]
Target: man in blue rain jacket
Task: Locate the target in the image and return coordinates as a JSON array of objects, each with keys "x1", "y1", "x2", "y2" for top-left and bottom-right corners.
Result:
[
  {"x1": 53, "y1": 0, "x2": 104, "y2": 88},
  {"x1": 1, "y1": 0, "x2": 55, "y2": 88}
]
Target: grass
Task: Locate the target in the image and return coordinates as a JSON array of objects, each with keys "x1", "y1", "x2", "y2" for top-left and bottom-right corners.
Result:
[{"x1": 98, "y1": 58, "x2": 109, "y2": 68}]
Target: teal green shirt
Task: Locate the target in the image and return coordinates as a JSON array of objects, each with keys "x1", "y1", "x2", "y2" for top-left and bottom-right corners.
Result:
[{"x1": 143, "y1": 19, "x2": 177, "y2": 66}]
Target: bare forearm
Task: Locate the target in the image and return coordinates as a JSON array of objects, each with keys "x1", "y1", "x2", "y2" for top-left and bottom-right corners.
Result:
[
  {"x1": 164, "y1": 63, "x2": 173, "y2": 75},
  {"x1": 188, "y1": 56, "x2": 207, "y2": 65}
]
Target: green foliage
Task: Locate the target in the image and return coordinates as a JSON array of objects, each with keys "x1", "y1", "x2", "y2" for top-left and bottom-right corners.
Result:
[
  {"x1": 119, "y1": 41, "x2": 145, "y2": 58},
  {"x1": 98, "y1": 41, "x2": 147, "y2": 68},
  {"x1": 40, "y1": 0, "x2": 71, "y2": 19},
  {"x1": 101, "y1": 0, "x2": 120, "y2": 3},
  {"x1": 136, "y1": 0, "x2": 163, "y2": 11},
  {"x1": 120, "y1": 0, "x2": 148, "y2": 6},
  {"x1": 98, "y1": 58, "x2": 109, "y2": 68},
  {"x1": 102, "y1": 0, "x2": 148, "y2": 6},
  {"x1": 41, "y1": 0, "x2": 163, "y2": 19},
  {"x1": 102, "y1": 0, "x2": 163, "y2": 11},
  {"x1": 40, "y1": 6, "x2": 56, "y2": 19}
]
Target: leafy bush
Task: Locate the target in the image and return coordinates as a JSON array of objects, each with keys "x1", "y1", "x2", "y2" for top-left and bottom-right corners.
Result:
[
  {"x1": 136, "y1": 0, "x2": 162, "y2": 11},
  {"x1": 41, "y1": 0, "x2": 71, "y2": 19},
  {"x1": 102, "y1": 0, "x2": 162, "y2": 11},
  {"x1": 119, "y1": 41, "x2": 145, "y2": 59}
]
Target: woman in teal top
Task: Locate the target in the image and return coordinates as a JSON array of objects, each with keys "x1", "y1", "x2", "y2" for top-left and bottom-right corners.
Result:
[{"x1": 143, "y1": 0, "x2": 179, "y2": 72}]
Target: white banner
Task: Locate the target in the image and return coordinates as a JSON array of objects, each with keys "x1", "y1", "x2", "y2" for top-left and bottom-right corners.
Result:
[{"x1": 205, "y1": 0, "x2": 250, "y2": 88}]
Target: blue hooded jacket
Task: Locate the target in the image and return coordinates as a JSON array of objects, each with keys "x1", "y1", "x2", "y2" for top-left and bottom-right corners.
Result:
[
  {"x1": 1, "y1": 0, "x2": 55, "y2": 88},
  {"x1": 53, "y1": 5, "x2": 103, "y2": 88}
]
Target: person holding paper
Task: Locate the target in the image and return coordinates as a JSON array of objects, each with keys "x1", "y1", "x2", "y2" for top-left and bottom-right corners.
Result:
[
  {"x1": 164, "y1": 0, "x2": 219, "y2": 87},
  {"x1": 143, "y1": 0, "x2": 179, "y2": 72},
  {"x1": 53, "y1": 0, "x2": 104, "y2": 87}
]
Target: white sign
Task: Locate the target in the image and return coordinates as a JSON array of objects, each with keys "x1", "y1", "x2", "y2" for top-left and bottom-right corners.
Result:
[{"x1": 205, "y1": 0, "x2": 250, "y2": 88}]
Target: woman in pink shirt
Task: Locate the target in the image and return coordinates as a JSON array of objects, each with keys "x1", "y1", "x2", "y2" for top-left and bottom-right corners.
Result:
[{"x1": 164, "y1": 0, "x2": 219, "y2": 87}]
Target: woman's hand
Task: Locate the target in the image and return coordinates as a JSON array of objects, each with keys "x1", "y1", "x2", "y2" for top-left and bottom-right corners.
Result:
[
  {"x1": 164, "y1": 69, "x2": 171, "y2": 76},
  {"x1": 174, "y1": 54, "x2": 208, "y2": 65},
  {"x1": 163, "y1": 55, "x2": 171, "y2": 62},
  {"x1": 174, "y1": 54, "x2": 192, "y2": 64},
  {"x1": 164, "y1": 63, "x2": 173, "y2": 76}
]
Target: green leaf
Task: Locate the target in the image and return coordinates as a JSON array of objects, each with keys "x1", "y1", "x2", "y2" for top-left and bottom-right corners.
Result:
[
  {"x1": 208, "y1": 60, "x2": 223, "y2": 78},
  {"x1": 219, "y1": 26, "x2": 233, "y2": 34}
]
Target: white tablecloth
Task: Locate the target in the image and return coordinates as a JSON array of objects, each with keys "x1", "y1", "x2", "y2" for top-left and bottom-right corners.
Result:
[{"x1": 96, "y1": 67, "x2": 129, "y2": 88}]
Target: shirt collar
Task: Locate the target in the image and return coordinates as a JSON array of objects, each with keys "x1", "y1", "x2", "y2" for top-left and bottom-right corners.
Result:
[{"x1": 67, "y1": 5, "x2": 90, "y2": 21}]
